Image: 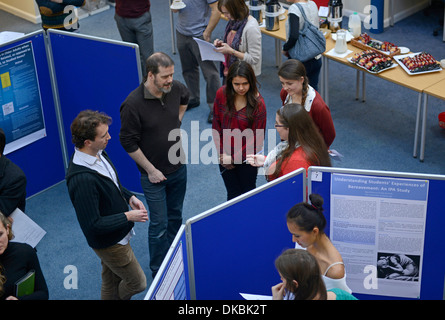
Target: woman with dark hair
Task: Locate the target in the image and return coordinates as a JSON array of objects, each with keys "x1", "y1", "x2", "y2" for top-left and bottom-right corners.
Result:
[
  {"x1": 285, "y1": 194, "x2": 352, "y2": 293},
  {"x1": 212, "y1": 60, "x2": 266, "y2": 200},
  {"x1": 278, "y1": 59, "x2": 335, "y2": 148},
  {"x1": 247, "y1": 103, "x2": 331, "y2": 181},
  {"x1": 272, "y1": 248, "x2": 357, "y2": 300},
  {"x1": 213, "y1": 0, "x2": 262, "y2": 78}
]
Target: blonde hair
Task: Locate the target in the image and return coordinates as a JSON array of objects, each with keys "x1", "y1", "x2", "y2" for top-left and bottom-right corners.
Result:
[
  {"x1": 0, "y1": 211, "x2": 12, "y2": 296},
  {"x1": 0, "y1": 211, "x2": 13, "y2": 241}
]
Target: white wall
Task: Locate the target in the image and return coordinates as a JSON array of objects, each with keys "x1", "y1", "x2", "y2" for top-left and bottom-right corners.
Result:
[
  {"x1": 0, "y1": 0, "x2": 40, "y2": 24},
  {"x1": 342, "y1": 0, "x2": 430, "y2": 27}
]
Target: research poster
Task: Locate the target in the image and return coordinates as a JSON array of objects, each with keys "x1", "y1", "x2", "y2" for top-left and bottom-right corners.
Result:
[
  {"x1": 330, "y1": 173, "x2": 428, "y2": 299},
  {"x1": 153, "y1": 240, "x2": 187, "y2": 300},
  {"x1": 0, "y1": 41, "x2": 46, "y2": 155}
]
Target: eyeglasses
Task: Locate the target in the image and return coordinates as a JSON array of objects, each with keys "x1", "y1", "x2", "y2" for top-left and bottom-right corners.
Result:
[{"x1": 274, "y1": 123, "x2": 286, "y2": 128}]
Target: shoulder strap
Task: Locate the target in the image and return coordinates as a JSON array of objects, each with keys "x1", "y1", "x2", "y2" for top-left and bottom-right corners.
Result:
[
  {"x1": 294, "y1": 3, "x2": 309, "y2": 22},
  {"x1": 323, "y1": 261, "x2": 345, "y2": 276}
]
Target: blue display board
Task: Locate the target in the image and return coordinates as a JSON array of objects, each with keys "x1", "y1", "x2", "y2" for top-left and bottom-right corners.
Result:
[
  {"x1": 0, "y1": 31, "x2": 65, "y2": 197},
  {"x1": 186, "y1": 169, "x2": 306, "y2": 300},
  {"x1": 145, "y1": 225, "x2": 190, "y2": 300},
  {"x1": 47, "y1": 30, "x2": 142, "y2": 192},
  {"x1": 308, "y1": 166, "x2": 445, "y2": 300}
]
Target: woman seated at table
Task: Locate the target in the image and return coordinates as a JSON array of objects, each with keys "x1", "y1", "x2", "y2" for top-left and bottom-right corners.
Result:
[
  {"x1": 272, "y1": 248, "x2": 357, "y2": 300},
  {"x1": 214, "y1": 0, "x2": 262, "y2": 79},
  {"x1": 246, "y1": 103, "x2": 331, "y2": 181},
  {"x1": 278, "y1": 59, "x2": 336, "y2": 148}
]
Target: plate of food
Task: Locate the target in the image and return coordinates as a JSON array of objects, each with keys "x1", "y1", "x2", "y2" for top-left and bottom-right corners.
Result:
[
  {"x1": 351, "y1": 33, "x2": 400, "y2": 57},
  {"x1": 394, "y1": 52, "x2": 442, "y2": 75},
  {"x1": 348, "y1": 50, "x2": 398, "y2": 74}
]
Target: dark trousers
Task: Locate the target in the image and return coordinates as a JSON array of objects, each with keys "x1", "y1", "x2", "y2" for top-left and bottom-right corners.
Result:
[
  {"x1": 219, "y1": 163, "x2": 258, "y2": 201},
  {"x1": 303, "y1": 57, "x2": 322, "y2": 92}
]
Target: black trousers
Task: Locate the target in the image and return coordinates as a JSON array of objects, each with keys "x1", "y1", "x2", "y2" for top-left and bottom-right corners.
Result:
[{"x1": 219, "y1": 163, "x2": 258, "y2": 201}]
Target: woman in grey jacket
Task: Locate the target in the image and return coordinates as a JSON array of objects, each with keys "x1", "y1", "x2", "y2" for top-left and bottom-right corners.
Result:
[{"x1": 214, "y1": 0, "x2": 262, "y2": 78}]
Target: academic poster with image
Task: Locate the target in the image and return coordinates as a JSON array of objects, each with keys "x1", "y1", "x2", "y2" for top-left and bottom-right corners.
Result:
[
  {"x1": 329, "y1": 173, "x2": 428, "y2": 299},
  {"x1": 0, "y1": 40, "x2": 46, "y2": 155}
]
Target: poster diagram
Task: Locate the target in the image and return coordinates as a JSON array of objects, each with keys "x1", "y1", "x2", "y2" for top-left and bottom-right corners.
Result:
[
  {"x1": 0, "y1": 41, "x2": 46, "y2": 155},
  {"x1": 330, "y1": 173, "x2": 428, "y2": 299}
]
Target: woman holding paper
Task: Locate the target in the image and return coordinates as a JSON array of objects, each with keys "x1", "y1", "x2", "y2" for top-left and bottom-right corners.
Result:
[
  {"x1": 213, "y1": 0, "x2": 262, "y2": 78},
  {"x1": 246, "y1": 103, "x2": 331, "y2": 181},
  {"x1": 212, "y1": 60, "x2": 266, "y2": 200},
  {"x1": 0, "y1": 212, "x2": 48, "y2": 300}
]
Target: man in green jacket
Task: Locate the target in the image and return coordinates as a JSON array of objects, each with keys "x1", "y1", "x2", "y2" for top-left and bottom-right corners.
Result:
[{"x1": 66, "y1": 110, "x2": 148, "y2": 300}]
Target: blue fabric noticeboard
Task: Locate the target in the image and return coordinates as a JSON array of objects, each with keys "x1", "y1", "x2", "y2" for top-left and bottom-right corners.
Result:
[
  {"x1": 186, "y1": 169, "x2": 306, "y2": 300},
  {"x1": 47, "y1": 30, "x2": 142, "y2": 192},
  {"x1": 0, "y1": 31, "x2": 65, "y2": 197},
  {"x1": 308, "y1": 166, "x2": 445, "y2": 300}
]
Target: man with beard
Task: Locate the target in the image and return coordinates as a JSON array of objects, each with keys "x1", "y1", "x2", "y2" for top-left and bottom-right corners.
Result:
[{"x1": 119, "y1": 52, "x2": 189, "y2": 278}]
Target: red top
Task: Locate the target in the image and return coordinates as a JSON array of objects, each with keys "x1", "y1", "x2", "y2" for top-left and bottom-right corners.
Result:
[
  {"x1": 269, "y1": 147, "x2": 311, "y2": 181},
  {"x1": 212, "y1": 86, "x2": 267, "y2": 164},
  {"x1": 116, "y1": 0, "x2": 150, "y2": 18},
  {"x1": 280, "y1": 88, "x2": 335, "y2": 148}
]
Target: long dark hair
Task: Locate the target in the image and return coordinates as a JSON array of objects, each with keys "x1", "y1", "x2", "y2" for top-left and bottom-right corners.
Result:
[
  {"x1": 275, "y1": 248, "x2": 327, "y2": 300},
  {"x1": 272, "y1": 104, "x2": 331, "y2": 179},
  {"x1": 225, "y1": 60, "x2": 260, "y2": 125},
  {"x1": 278, "y1": 59, "x2": 309, "y2": 106}
]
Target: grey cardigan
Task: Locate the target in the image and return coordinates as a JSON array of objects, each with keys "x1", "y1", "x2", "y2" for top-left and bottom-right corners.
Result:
[{"x1": 239, "y1": 16, "x2": 262, "y2": 76}]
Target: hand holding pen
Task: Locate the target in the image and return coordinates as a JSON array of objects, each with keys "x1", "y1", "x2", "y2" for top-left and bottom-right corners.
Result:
[{"x1": 245, "y1": 149, "x2": 266, "y2": 167}]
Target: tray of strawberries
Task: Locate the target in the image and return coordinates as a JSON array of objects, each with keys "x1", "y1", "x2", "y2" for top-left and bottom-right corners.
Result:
[
  {"x1": 394, "y1": 52, "x2": 442, "y2": 75},
  {"x1": 351, "y1": 33, "x2": 400, "y2": 57},
  {"x1": 348, "y1": 50, "x2": 397, "y2": 74}
]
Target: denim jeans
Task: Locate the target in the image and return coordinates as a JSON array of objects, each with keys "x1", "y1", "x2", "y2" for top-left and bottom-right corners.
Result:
[{"x1": 140, "y1": 165, "x2": 187, "y2": 276}]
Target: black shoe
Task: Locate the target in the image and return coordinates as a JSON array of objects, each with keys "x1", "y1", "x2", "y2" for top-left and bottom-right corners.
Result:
[
  {"x1": 187, "y1": 100, "x2": 200, "y2": 111},
  {"x1": 207, "y1": 111, "x2": 213, "y2": 123}
]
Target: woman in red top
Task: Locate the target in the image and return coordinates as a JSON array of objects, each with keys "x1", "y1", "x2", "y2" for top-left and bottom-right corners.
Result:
[
  {"x1": 247, "y1": 103, "x2": 331, "y2": 181},
  {"x1": 278, "y1": 59, "x2": 335, "y2": 148},
  {"x1": 212, "y1": 60, "x2": 267, "y2": 200}
]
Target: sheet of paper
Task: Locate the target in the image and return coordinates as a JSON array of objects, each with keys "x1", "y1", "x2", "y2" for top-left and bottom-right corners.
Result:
[
  {"x1": 0, "y1": 31, "x2": 25, "y2": 45},
  {"x1": 318, "y1": 6, "x2": 329, "y2": 17},
  {"x1": 239, "y1": 293, "x2": 272, "y2": 300},
  {"x1": 10, "y1": 208, "x2": 46, "y2": 248},
  {"x1": 193, "y1": 37, "x2": 225, "y2": 62}
]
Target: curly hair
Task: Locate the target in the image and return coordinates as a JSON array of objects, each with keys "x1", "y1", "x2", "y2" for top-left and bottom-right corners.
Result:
[{"x1": 70, "y1": 110, "x2": 112, "y2": 149}]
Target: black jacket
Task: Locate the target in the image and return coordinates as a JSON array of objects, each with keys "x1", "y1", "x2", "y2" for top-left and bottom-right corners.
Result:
[
  {"x1": 0, "y1": 156, "x2": 26, "y2": 216},
  {"x1": 65, "y1": 151, "x2": 134, "y2": 249}
]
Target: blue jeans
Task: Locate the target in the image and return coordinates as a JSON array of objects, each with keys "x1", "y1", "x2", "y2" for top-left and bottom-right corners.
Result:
[{"x1": 140, "y1": 165, "x2": 187, "y2": 276}]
